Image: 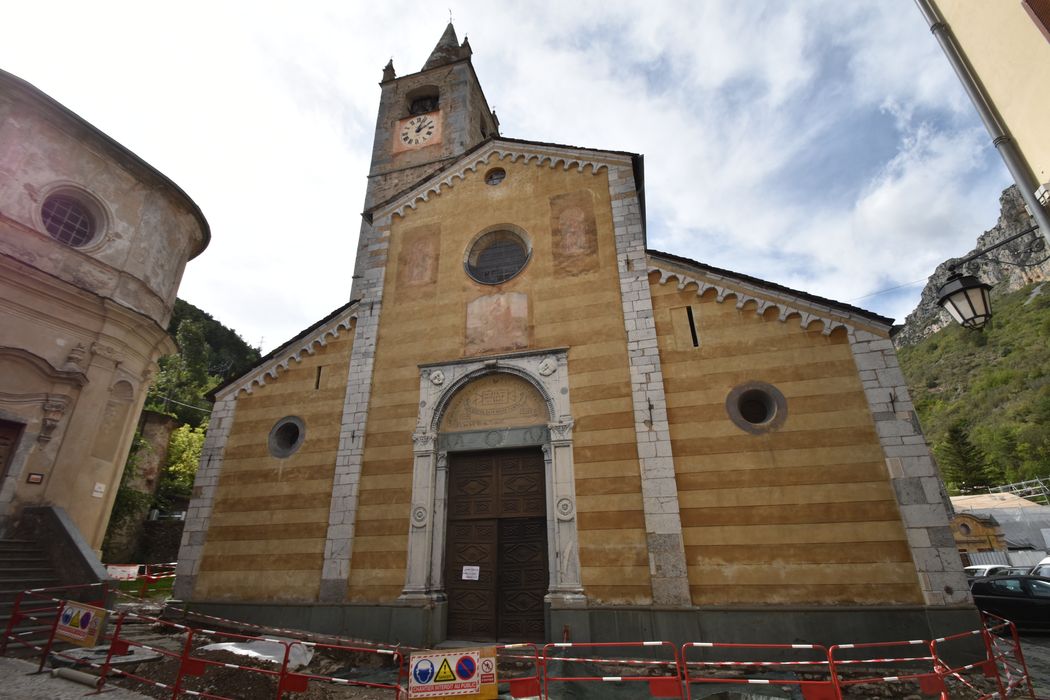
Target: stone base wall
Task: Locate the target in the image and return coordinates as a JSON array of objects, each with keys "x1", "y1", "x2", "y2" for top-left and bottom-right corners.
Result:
[{"x1": 178, "y1": 598, "x2": 980, "y2": 650}]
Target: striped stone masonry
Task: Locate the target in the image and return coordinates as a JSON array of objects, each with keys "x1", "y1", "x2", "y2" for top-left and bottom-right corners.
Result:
[
  {"x1": 848, "y1": 328, "x2": 971, "y2": 607},
  {"x1": 608, "y1": 164, "x2": 691, "y2": 606},
  {"x1": 173, "y1": 395, "x2": 236, "y2": 600},
  {"x1": 319, "y1": 217, "x2": 389, "y2": 602}
]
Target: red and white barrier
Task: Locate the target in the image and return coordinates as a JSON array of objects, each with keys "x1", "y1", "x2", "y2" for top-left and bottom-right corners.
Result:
[
  {"x1": 543, "y1": 641, "x2": 683, "y2": 698},
  {"x1": 682, "y1": 642, "x2": 838, "y2": 700}
]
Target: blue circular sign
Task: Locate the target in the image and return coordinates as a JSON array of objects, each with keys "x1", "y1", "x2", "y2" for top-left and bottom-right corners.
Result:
[
  {"x1": 413, "y1": 658, "x2": 435, "y2": 685},
  {"x1": 456, "y1": 655, "x2": 477, "y2": 680}
]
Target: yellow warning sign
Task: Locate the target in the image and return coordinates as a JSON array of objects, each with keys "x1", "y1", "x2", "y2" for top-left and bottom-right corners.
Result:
[{"x1": 436, "y1": 658, "x2": 456, "y2": 682}]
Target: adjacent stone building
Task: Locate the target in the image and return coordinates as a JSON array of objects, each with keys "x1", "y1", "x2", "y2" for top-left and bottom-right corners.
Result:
[
  {"x1": 0, "y1": 69, "x2": 209, "y2": 552},
  {"x1": 175, "y1": 26, "x2": 975, "y2": 646}
]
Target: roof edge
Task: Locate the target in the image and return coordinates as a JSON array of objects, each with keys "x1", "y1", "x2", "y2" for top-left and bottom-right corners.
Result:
[{"x1": 647, "y1": 249, "x2": 894, "y2": 328}]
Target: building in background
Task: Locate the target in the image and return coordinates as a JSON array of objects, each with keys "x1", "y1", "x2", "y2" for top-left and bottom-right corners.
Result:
[
  {"x1": 0, "y1": 69, "x2": 209, "y2": 553},
  {"x1": 916, "y1": 0, "x2": 1050, "y2": 235},
  {"x1": 952, "y1": 493, "x2": 1050, "y2": 569},
  {"x1": 175, "y1": 26, "x2": 974, "y2": 647}
]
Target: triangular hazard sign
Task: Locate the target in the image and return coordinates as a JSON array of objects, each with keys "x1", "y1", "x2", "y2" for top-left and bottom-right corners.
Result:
[{"x1": 436, "y1": 658, "x2": 456, "y2": 682}]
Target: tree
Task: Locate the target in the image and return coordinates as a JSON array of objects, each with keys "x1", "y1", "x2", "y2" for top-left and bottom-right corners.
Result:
[
  {"x1": 153, "y1": 424, "x2": 205, "y2": 513},
  {"x1": 936, "y1": 422, "x2": 1000, "y2": 494}
]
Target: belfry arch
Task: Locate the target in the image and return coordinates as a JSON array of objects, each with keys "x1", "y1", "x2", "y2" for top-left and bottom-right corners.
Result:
[{"x1": 399, "y1": 349, "x2": 586, "y2": 620}]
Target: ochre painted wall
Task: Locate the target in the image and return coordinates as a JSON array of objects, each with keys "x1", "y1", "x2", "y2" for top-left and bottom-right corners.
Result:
[
  {"x1": 934, "y1": 0, "x2": 1050, "y2": 184},
  {"x1": 649, "y1": 272, "x2": 924, "y2": 605},
  {"x1": 351, "y1": 159, "x2": 652, "y2": 604},
  {"x1": 194, "y1": 329, "x2": 354, "y2": 601}
]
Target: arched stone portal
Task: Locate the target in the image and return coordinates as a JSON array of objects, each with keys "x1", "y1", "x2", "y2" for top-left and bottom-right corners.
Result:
[{"x1": 399, "y1": 349, "x2": 585, "y2": 637}]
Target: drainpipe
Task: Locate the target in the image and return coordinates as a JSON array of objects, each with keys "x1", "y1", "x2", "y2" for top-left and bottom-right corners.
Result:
[{"x1": 914, "y1": 0, "x2": 1050, "y2": 242}]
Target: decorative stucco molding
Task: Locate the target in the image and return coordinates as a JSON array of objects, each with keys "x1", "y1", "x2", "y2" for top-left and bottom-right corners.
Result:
[
  {"x1": 218, "y1": 307, "x2": 359, "y2": 398},
  {"x1": 374, "y1": 143, "x2": 632, "y2": 221},
  {"x1": 648, "y1": 264, "x2": 864, "y2": 336}
]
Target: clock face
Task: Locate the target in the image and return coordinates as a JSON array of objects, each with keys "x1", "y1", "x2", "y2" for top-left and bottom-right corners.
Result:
[{"x1": 400, "y1": 114, "x2": 438, "y2": 148}]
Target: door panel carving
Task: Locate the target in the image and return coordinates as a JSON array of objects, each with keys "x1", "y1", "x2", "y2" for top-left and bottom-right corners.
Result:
[{"x1": 446, "y1": 449, "x2": 547, "y2": 641}]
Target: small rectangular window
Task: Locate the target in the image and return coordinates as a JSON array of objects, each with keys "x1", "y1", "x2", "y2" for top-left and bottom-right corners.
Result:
[
  {"x1": 671, "y1": 306, "x2": 700, "y2": 350},
  {"x1": 315, "y1": 366, "x2": 323, "y2": 390}
]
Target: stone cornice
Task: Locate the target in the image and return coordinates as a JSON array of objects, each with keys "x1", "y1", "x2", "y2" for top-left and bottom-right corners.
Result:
[
  {"x1": 648, "y1": 261, "x2": 890, "y2": 336},
  {"x1": 217, "y1": 308, "x2": 359, "y2": 400},
  {"x1": 374, "y1": 142, "x2": 633, "y2": 221}
]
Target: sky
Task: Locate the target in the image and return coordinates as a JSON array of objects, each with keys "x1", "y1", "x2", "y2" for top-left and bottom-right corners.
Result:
[{"x1": 1, "y1": 1, "x2": 1013, "y2": 353}]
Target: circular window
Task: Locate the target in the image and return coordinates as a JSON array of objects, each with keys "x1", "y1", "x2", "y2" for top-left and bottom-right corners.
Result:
[
  {"x1": 464, "y1": 229, "x2": 530, "y2": 284},
  {"x1": 42, "y1": 194, "x2": 96, "y2": 247},
  {"x1": 268, "y1": 416, "x2": 305, "y2": 458},
  {"x1": 725, "y1": 382, "x2": 787, "y2": 434},
  {"x1": 958, "y1": 523, "x2": 972, "y2": 535},
  {"x1": 485, "y1": 168, "x2": 506, "y2": 186}
]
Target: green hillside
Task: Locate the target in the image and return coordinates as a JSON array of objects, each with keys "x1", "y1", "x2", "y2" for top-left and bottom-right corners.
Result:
[{"x1": 898, "y1": 282, "x2": 1050, "y2": 490}]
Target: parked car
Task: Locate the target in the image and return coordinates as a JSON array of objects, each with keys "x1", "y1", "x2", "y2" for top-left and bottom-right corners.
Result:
[
  {"x1": 969, "y1": 575, "x2": 1050, "y2": 630},
  {"x1": 965, "y1": 564, "x2": 1012, "y2": 578},
  {"x1": 1031, "y1": 563, "x2": 1050, "y2": 578}
]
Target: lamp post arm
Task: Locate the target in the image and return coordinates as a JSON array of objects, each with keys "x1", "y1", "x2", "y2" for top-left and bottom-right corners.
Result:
[{"x1": 946, "y1": 224, "x2": 1041, "y2": 272}]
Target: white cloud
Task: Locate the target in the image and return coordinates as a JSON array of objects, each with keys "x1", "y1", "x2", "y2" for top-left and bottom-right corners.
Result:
[{"x1": 0, "y1": 0, "x2": 1012, "y2": 347}]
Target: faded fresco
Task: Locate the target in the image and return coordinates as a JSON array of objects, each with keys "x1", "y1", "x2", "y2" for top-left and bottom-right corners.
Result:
[
  {"x1": 465, "y1": 292, "x2": 528, "y2": 356},
  {"x1": 441, "y1": 373, "x2": 547, "y2": 431},
  {"x1": 550, "y1": 190, "x2": 599, "y2": 275},
  {"x1": 397, "y1": 224, "x2": 440, "y2": 292}
]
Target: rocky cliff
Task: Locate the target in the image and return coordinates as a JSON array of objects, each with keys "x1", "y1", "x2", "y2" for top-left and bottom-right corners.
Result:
[{"x1": 894, "y1": 186, "x2": 1046, "y2": 348}]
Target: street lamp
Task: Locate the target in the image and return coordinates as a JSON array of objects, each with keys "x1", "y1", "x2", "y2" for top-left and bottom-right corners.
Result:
[
  {"x1": 936, "y1": 273, "x2": 992, "y2": 329},
  {"x1": 935, "y1": 223, "x2": 1042, "y2": 329}
]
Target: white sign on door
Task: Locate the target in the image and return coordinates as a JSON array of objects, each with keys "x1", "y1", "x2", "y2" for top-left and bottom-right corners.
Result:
[{"x1": 462, "y1": 565, "x2": 480, "y2": 581}]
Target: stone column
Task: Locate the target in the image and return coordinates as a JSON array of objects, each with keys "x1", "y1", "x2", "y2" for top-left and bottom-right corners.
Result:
[
  {"x1": 608, "y1": 164, "x2": 691, "y2": 606},
  {"x1": 546, "y1": 424, "x2": 585, "y2": 603},
  {"x1": 402, "y1": 434, "x2": 438, "y2": 600},
  {"x1": 848, "y1": 328, "x2": 971, "y2": 607},
  {"x1": 174, "y1": 395, "x2": 236, "y2": 599}
]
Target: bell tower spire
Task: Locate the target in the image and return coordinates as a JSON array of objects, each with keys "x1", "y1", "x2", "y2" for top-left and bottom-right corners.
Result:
[{"x1": 364, "y1": 24, "x2": 499, "y2": 209}]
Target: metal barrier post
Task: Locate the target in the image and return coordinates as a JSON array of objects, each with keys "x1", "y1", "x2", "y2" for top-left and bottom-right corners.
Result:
[
  {"x1": 35, "y1": 599, "x2": 66, "y2": 674},
  {"x1": 94, "y1": 611, "x2": 130, "y2": 695},
  {"x1": 170, "y1": 626, "x2": 197, "y2": 700},
  {"x1": 0, "y1": 590, "x2": 25, "y2": 656}
]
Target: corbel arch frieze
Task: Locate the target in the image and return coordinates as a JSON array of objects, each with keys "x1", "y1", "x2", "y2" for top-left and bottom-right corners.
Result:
[
  {"x1": 221, "y1": 310, "x2": 359, "y2": 398},
  {"x1": 383, "y1": 144, "x2": 625, "y2": 220},
  {"x1": 648, "y1": 266, "x2": 850, "y2": 336}
]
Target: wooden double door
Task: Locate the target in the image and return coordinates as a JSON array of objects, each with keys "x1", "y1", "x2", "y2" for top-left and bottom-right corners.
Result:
[{"x1": 445, "y1": 449, "x2": 548, "y2": 641}]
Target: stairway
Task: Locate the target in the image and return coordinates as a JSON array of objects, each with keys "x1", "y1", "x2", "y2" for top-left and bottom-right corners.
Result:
[{"x1": 0, "y1": 538, "x2": 62, "y2": 651}]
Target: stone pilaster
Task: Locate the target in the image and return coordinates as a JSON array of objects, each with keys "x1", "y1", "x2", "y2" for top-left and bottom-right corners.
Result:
[
  {"x1": 173, "y1": 396, "x2": 236, "y2": 599},
  {"x1": 320, "y1": 217, "x2": 389, "y2": 602},
  {"x1": 608, "y1": 165, "x2": 691, "y2": 606},
  {"x1": 848, "y1": 328, "x2": 971, "y2": 607}
]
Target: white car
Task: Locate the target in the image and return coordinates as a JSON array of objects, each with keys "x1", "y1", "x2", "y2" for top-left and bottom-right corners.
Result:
[{"x1": 965, "y1": 564, "x2": 1012, "y2": 578}]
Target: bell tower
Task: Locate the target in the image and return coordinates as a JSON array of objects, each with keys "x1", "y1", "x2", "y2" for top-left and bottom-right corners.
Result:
[{"x1": 365, "y1": 23, "x2": 499, "y2": 209}]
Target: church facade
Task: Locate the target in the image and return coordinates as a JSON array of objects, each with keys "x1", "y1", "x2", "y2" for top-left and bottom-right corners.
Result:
[{"x1": 174, "y1": 26, "x2": 975, "y2": 646}]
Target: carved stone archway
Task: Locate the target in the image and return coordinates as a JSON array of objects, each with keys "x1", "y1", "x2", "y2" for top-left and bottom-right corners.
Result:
[{"x1": 399, "y1": 347, "x2": 585, "y2": 609}]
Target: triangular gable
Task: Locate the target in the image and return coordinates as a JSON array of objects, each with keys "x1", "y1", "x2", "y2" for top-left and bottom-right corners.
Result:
[
  {"x1": 647, "y1": 250, "x2": 894, "y2": 336},
  {"x1": 213, "y1": 300, "x2": 360, "y2": 400},
  {"x1": 369, "y1": 138, "x2": 637, "y2": 222}
]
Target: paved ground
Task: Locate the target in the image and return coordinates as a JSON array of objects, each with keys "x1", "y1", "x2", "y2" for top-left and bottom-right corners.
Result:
[
  {"x1": 0, "y1": 657, "x2": 149, "y2": 699},
  {"x1": 1020, "y1": 633, "x2": 1050, "y2": 697}
]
